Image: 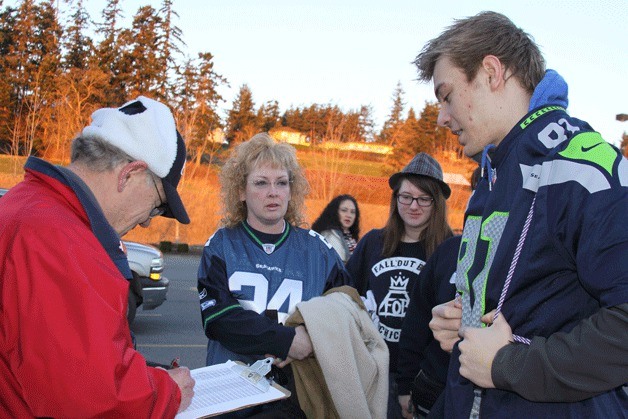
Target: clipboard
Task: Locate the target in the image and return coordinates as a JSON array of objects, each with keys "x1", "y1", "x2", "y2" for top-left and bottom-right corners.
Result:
[{"x1": 175, "y1": 359, "x2": 290, "y2": 419}]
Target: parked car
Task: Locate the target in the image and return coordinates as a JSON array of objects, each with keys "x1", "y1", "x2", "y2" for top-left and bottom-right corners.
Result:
[
  {"x1": 0, "y1": 187, "x2": 169, "y2": 324},
  {"x1": 124, "y1": 240, "x2": 169, "y2": 323}
]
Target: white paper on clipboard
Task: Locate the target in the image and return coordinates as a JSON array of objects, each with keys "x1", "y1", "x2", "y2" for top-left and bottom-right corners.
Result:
[{"x1": 175, "y1": 360, "x2": 289, "y2": 419}]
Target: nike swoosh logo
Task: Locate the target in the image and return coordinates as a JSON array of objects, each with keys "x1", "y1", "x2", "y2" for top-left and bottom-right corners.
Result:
[{"x1": 581, "y1": 142, "x2": 604, "y2": 152}]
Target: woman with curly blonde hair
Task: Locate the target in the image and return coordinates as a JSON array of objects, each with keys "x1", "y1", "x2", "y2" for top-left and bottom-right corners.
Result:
[
  {"x1": 197, "y1": 133, "x2": 351, "y2": 417},
  {"x1": 219, "y1": 132, "x2": 309, "y2": 228}
]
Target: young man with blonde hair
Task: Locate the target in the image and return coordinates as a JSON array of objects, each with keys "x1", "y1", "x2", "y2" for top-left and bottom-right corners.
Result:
[{"x1": 418, "y1": 11, "x2": 627, "y2": 417}]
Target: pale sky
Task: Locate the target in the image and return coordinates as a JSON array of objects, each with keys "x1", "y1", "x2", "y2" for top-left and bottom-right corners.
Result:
[{"x1": 36, "y1": 1, "x2": 628, "y2": 145}]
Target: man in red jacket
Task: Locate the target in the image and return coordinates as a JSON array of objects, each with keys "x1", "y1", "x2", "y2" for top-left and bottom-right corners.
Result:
[{"x1": 0, "y1": 96, "x2": 195, "y2": 418}]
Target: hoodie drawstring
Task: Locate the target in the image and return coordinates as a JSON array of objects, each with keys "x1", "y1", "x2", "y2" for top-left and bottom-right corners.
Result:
[
  {"x1": 493, "y1": 195, "x2": 536, "y2": 345},
  {"x1": 480, "y1": 144, "x2": 497, "y2": 191}
]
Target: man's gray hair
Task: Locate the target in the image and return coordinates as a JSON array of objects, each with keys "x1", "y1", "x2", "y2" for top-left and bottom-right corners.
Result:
[{"x1": 70, "y1": 135, "x2": 135, "y2": 172}]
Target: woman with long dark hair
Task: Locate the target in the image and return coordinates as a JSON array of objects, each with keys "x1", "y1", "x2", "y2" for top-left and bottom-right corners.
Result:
[
  {"x1": 346, "y1": 152, "x2": 452, "y2": 419},
  {"x1": 311, "y1": 194, "x2": 360, "y2": 263}
]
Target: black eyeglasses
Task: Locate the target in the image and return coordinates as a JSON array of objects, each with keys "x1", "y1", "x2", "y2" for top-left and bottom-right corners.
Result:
[
  {"x1": 150, "y1": 176, "x2": 167, "y2": 218},
  {"x1": 397, "y1": 193, "x2": 434, "y2": 207}
]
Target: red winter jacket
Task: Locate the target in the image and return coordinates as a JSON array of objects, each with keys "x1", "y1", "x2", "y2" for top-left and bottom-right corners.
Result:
[{"x1": 0, "y1": 164, "x2": 181, "y2": 418}]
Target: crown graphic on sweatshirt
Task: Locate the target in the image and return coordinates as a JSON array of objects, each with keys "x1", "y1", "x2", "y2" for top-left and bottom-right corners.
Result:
[{"x1": 390, "y1": 273, "x2": 409, "y2": 290}]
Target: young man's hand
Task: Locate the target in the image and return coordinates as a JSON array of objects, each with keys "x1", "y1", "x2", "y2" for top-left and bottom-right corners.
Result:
[
  {"x1": 430, "y1": 299, "x2": 462, "y2": 353},
  {"x1": 458, "y1": 314, "x2": 513, "y2": 388}
]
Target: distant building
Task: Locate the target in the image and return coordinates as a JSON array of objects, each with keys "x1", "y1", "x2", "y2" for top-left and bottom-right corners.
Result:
[
  {"x1": 444, "y1": 172, "x2": 470, "y2": 187},
  {"x1": 208, "y1": 128, "x2": 228, "y2": 145},
  {"x1": 269, "y1": 127, "x2": 310, "y2": 146},
  {"x1": 319, "y1": 141, "x2": 393, "y2": 155}
]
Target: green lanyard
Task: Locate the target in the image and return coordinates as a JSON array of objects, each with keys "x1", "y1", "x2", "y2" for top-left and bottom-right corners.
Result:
[{"x1": 242, "y1": 220, "x2": 290, "y2": 254}]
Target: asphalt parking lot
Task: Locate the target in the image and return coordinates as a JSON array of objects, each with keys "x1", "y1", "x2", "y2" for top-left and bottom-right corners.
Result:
[{"x1": 132, "y1": 253, "x2": 208, "y2": 369}]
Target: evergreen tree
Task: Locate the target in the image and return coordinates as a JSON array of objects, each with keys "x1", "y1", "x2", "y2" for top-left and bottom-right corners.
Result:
[
  {"x1": 257, "y1": 100, "x2": 280, "y2": 132},
  {"x1": 281, "y1": 106, "x2": 302, "y2": 131},
  {"x1": 62, "y1": 0, "x2": 93, "y2": 70},
  {"x1": 282, "y1": 103, "x2": 364, "y2": 143},
  {"x1": 39, "y1": 0, "x2": 108, "y2": 161},
  {"x1": 174, "y1": 52, "x2": 226, "y2": 168},
  {"x1": 226, "y1": 84, "x2": 258, "y2": 144},
  {"x1": 125, "y1": 5, "x2": 163, "y2": 99},
  {"x1": 358, "y1": 104, "x2": 375, "y2": 142},
  {"x1": 418, "y1": 102, "x2": 461, "y2": 157},
  {"x1": 385, "y1": 102, "x2": 451, "y2": 173},
  {"x1": 299, "y1": 104, "x2": 327, "y2": 143},
  {"x1": 321, "y1": 105, "x2": 343, "y2": 142},
  {"x1": 157, "y1": 0, "x2": 184, "y2": 101},
  {"x1": 379, "y1": 81, "x2": 406, "y2": 145},
  {"x1": 4, "y1": 0, "x2": 62, "y2": 156},
  {"x1": 327, "y1": 107, "x2": 366, "y2": 143},
  {"x1": 385, "y1": 107, "x2": 420, "y2": 172},
  {"x1": 95, "y1": 0, "x2": 128, "y2": 105},
  {"x1": 0, "y1": 3, "x2": 18, "y2": 153},
  {"x1": 48, "y1": 0, "x2": 106, "y2": 160},
  {"x1": 339, "y1": 109, "x2": 361, "y2": 143},
  {"x1": 415, "y1": 102, "x2": 439, "y2": 154}
]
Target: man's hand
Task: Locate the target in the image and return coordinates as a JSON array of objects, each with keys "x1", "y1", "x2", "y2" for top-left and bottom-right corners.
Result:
[
  {"x1": 430, "y1": 299, "x2": 462, "y2": 353},
  {"x1": 398, "y1": 394, "x2": 413, "y2": 419},
  {"x1": 458, "y1": 314, "x2": 513, "y2": 388},
  {"x1": 167, "y1": 367, "x2": 195, "y2": 412}
]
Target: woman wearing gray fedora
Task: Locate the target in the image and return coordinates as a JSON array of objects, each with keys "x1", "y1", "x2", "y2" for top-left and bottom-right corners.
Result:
[{"x1": 346, "y1": 152, "x2": 453, "y2": 418}]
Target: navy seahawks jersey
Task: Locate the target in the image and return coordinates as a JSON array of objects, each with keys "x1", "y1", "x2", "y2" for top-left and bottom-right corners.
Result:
[
  {"x1": 198, "y1": 223, "x2": 350, "y2": 366},
  {"x1": 446, "y1": 106, "x2": 628, "y2": 417},
  {"x1": 346, "y1": 228, "x2": 427, "y2": 372}
]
